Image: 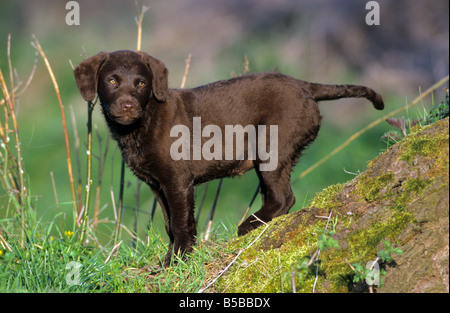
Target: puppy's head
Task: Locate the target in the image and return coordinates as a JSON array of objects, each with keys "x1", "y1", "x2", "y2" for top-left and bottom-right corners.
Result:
[{"x1": 74, "y1": 50, "x2": 168, "y2": 126}]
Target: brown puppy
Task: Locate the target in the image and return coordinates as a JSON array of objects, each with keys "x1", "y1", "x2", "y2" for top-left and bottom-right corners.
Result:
[{"x1": 74, "y1": 50, "x2": 383, "y2": 266}]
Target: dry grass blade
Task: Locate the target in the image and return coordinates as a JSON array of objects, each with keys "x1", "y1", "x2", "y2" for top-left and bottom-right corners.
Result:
[
  {"x1": 135, "y1": 2, "x2": 150, "y2": 51},
  {"x1": 180, "y1": 54, "x2": 192, "y2": 89},
  {"x1": 0, "y1": 232, "x2": 13, "y2": 253},
  {"x1": 0, "y1": 44, "x2": 28, "y2": 241},
  {"x1": 31, "y1": 35, "x2": 78, "y2": 220},
  {"x1": 0, "y1": 69, "x2": 25, "y2": 199}
]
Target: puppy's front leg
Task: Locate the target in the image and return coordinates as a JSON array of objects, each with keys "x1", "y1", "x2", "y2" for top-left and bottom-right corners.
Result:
[{"x1": 163, "y1": 182, "x2": 196, "y2": 266}]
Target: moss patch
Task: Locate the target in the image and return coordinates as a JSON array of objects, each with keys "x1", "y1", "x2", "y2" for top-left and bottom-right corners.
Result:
[{"x1": 355, "y1": 172, "x2": 395, "y2": 202}]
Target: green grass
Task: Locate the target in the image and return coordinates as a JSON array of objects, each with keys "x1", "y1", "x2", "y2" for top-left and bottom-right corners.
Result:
[{"x1": 0, "y1": 214, "x2": 234, "y2": 292}]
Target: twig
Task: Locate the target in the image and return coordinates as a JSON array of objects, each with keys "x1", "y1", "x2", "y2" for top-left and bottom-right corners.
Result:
[
  {"x1": 290, "y1": 210, "x2": 333, "y2": 293},
  {"x1": 345, "y1": 259, "x2": 355, "y2": 271},
  {"x1": 104, "y1": 240, "x2": 123, "y2": 264},
  {"x1": 312, "y1": 210, "x2": 333, "y2": 292}
]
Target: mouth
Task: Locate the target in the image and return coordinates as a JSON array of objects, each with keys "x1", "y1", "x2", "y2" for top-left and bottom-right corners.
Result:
[
  {"x1": 111, "y1": 114, "x2": 141, "y2": 125},
  {"x1": 104, "y1": 102, "x2": 142, "y2": 126}
]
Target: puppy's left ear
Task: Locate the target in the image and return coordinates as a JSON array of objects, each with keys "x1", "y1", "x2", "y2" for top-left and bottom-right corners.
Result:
[
  {"x1": 74, "y1": 52, "x2": 110, "y2": 101},
  {"x1": 137, "y1": 51, "x2": 169, "y2": 102}
]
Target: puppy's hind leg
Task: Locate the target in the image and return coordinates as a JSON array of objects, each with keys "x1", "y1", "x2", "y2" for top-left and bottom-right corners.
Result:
[{"x1": 237, "y1": 166, "x2": 295, "y2": 236}]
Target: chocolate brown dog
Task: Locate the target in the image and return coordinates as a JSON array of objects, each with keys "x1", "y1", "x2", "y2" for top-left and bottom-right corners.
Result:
[{"x1": 74, "y1": 50, "x2": 383, "y2": 266}]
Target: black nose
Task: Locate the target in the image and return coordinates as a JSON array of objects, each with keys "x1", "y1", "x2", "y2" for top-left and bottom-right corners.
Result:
[{"x1": 121, "y1": 102, "x2": 135, "y2": 112}]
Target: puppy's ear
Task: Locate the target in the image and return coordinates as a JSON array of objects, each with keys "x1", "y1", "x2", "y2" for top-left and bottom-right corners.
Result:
[
  {"x1": 74, "y1": 52, "x2": 109, "y2": 102},
  {"x1": 137, "y1": 51, "x2": 169, "y2": 102}
]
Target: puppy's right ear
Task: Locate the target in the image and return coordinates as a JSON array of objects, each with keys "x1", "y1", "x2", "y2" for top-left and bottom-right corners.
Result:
[{"x1": 74, "y1": 52, "x2": 109, "y2": 102}]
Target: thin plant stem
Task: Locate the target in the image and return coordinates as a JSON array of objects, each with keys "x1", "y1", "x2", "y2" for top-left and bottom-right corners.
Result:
[
  {"x1": 114, "y1": 160, "x2": 126, "y2": 243},
  {"x1": 203, "y1": 178, "x2": 223, "y2": 240},
  {"x1": 132, "y1": 179, "x2": 142, "y2": 248},
  {"x1": 238, "y1": 183, "x2": 260, "y2": 226},
  {"x1": 69, "y1": 105, "x2": 83, "y2": 213},
  {"x1": 79, "y1": 100, "x2": 95, "y2": 244},
  {"x1": 180, "y1": 54, "x2": 192, "y2": 89},
  {"x1": 195, "y1": 183, "x2": 209, "y2": 226},
  {"x1": 50, "y1": 171, "x2": 62, "y2": 230},
  {"x1": 0, "y1": 67, "x2": 26, "y2": 241},
  {"x1": 149, "y1": 197, "x2": 157, "y2": 225},
  {"x1": 135, "y1": 3, "x2": 149, "y2": 52},
  {"x1": 92, "y1": 129, "x2": 110, "y2": 233}
]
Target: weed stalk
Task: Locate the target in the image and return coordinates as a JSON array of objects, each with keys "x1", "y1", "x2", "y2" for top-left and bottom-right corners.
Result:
[{"x1": 79, "y1": 100, "x2": 95, "y2": 244}]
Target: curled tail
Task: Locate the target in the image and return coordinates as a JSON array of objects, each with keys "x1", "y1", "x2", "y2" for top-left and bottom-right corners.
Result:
[{"x1": 308, "y1": 82, "x2": 384, "y2": 110}]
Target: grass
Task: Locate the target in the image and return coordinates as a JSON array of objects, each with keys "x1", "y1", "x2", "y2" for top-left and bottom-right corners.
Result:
[{"x1": 0, "y1": 218, "x2": 234, "y2": 292}]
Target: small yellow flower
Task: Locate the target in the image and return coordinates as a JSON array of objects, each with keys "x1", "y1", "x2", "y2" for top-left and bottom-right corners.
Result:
[
  {"x1": 64, "y1": 230, "x2": 74, "y2": 237},
  {"x1": 0, "y1": 250, "x2": 3, "y2": 256}
]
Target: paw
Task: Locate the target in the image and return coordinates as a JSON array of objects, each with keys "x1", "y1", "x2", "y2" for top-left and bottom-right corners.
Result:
[{"x1": 237, "y1": 218, "x2": 263, "y2": 236}]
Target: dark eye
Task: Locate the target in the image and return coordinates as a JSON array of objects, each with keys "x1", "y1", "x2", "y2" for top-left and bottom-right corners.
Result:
[
  {"x1": 138, "y1": 80, "x2": 146, "y2": 87},
  {"x1": 108, "y1": 78, "x2": 116, "y2": 85}
]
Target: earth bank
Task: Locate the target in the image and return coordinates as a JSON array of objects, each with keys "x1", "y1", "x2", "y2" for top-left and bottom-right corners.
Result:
[{"x1": 205, "y1": 117, "x2": 449, "y2": 293}]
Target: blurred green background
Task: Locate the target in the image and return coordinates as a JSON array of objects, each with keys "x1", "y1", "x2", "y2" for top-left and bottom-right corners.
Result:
[{"x1": 0, "y1": 0, "x2": 448, "y2": 243}]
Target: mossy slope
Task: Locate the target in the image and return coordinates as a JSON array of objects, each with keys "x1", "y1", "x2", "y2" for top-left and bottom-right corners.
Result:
[{"x1": 206, "y1": 118, "x2": 449, "y2": 293}]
